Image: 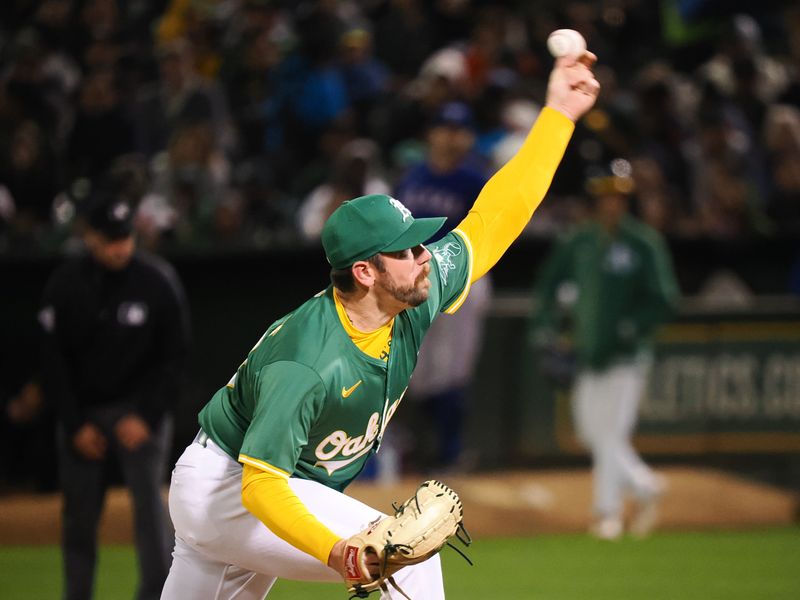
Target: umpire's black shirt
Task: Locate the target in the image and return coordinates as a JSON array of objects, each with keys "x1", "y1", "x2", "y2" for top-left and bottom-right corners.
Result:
[{"x1": 40, "y1": 251, "x2": 189, "y2": 435}]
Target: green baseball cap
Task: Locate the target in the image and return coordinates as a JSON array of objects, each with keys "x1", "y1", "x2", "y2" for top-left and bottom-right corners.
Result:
[{"x1": 321, "y1": 194, "x2": 446, "y2": 269}]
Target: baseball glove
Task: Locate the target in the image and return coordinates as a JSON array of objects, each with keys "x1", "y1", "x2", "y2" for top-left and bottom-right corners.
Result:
[{"x1": 343, "y1": 479, "x2": 472, "y2": 599}]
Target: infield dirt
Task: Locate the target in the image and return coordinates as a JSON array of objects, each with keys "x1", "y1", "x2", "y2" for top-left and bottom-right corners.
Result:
[{"x1": 0, "y1": 467, "x2": 796, "y2": 545}]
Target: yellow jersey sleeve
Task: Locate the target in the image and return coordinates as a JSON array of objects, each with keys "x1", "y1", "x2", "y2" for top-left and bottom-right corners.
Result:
[
  {"x1": 241, "y1": 463, "x2": 341, "y2": 564},
  {"x1": 456, "y1": 107, "x2": 575, "y2": 283}
]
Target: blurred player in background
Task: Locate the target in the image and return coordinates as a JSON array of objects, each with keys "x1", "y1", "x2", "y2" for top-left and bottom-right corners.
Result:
[
  {"x1": 39, "y1": 184, "x2": 190, "y2": 600},
  {"x1": 530, "y1": 160, "x2": 680, "y2": 540}
]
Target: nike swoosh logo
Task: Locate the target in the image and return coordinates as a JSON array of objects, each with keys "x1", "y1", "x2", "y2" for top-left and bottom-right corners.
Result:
[{"x1": 341, "y1": 380, "x2": 362, "y2": 398}]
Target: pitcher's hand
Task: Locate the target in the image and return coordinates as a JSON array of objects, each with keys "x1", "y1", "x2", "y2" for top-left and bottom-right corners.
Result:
[{"x1": 545, "y1": 52, "x2": 600, "y2": 123}]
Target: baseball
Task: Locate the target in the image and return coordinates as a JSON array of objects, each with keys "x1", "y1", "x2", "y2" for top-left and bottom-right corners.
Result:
[{"x1": 547, "y1": 29, "x2": 587, "y2": 58}]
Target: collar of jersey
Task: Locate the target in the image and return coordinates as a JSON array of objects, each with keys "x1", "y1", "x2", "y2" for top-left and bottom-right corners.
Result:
[{"x1": 332, "y1": 288, "x2": 394, "y2": 361}]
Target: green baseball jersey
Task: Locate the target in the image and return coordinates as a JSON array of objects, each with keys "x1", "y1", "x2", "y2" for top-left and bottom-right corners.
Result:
[
  {"x1": 531, "y1": 215, "x2": 679, "y2": 370},
  {"x1": 199, "y1": 231, "x2": 472, "y2": 491}
]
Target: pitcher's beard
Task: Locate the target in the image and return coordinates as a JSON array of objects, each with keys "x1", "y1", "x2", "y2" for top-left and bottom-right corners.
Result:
[{"x1": 378, "y1": 268, "x2": 431, "y2": 307}]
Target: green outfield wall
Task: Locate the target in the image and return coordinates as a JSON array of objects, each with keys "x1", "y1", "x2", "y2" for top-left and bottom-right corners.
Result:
[
  {"x1": 468, "y1": 296, "x2": 800, "y2": 466},
  {"x1": 2, "y1": 238, "x2": 799, "y2": 482}
]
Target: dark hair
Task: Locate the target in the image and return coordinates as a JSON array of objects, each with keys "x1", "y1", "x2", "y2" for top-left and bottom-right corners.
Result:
[{"x1": 330, "y1": 254, "x2": 385, "y2": 293}]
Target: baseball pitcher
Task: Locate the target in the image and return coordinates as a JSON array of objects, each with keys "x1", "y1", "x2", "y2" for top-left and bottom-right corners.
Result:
[{"x1": 161, "y1": 51, "x2": 600, "y2": 599}]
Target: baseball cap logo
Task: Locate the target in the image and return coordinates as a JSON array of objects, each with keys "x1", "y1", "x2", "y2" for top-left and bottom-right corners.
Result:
[
  {"x1": 110, "y1": 201, "x2": 131, "y2": 222},
  {"x1": 321, "y1": 194, "x2": 445, "y2": 269},
  {"x1": 389, "y1": 198, "x2": 412, "y2": 222}
]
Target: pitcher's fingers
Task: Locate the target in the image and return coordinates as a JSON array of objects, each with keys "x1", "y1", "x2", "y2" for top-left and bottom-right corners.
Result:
[
  {"x1": 554, "y1": 55, "x2": 578, "y2": 69},
  {"x1": 578, "y1": 51, "x2": 598, "y2": 67},
  {"x1": 556, "y1": 51, "x2": 598, "y2": 70},
  {"x1": 576, "y1": 76, "x2": 601, "y2": 97},
  {"x1": 563, "y1": 66, "x2": 596, "y2": 90}
]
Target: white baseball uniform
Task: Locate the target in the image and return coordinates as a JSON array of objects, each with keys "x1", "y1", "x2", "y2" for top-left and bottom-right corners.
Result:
[{"x1": 161, "y1": 435, "x2": 443, "y2": 599}]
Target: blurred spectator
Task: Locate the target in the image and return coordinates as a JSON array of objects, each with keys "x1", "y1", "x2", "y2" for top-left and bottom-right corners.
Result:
[
  {"x1": 294, "y1": 3, "x2": 350, "y2": 127},
  {"x1": 430, "y1": 0, "x2": 473, "y2": 44},
  {"x1": 142, "y1": 120, "x2": 232, "y2": 249},
  {"x1": 0, "y1": 120, "x2": 60, "y2": 246},
  {"x1": 227, "y1": 157, "x2": 298, "y2": 247},
  {"x1": 156, "y1": 0, "x2": 226, "y2": 79},
  {"x1": 698, "y1": 14, "x2": 789, "y2": 106},
  {"x1": 65, "y1": 67, "x2": 135, "y2": 183},
  {"x1": 529, "y1": 159, "x2": 680, "y2": 540},
  {"x1": 132, "y1": 38, "x2": 230, "y2": 159},
  {"x1": 288, "y1": 115, "x2": 361, "y2": 205},
  {"x1": 632, "y1": 66, "x2": 695, "y2": 221},
  {"x1": 699, "y1": 59, "x2": 773, "y2": 204},
  {"x1": 630, "y1": 156, "x2": 678, "y2": 233},
  {"x1": 689, "y1": 103, "x2": 770, "y2": 239},
  {"x1": 763, "y1": 104, "x2": 800, "y2": 234},
  {"x1": 0, "y1": 27, "x2": 76, "y2": 139},
  {"x1": 39, "y1": 181, "x2": 190, "y2": 600},
  {"x1": 462, "y1": 5, "x2": 521, "y2": 97},
  {"x1": 395, "y1": 101, "x2": 491, "y2": 471},
  {"x1": 0, "y1": 1, "x2": 797, "y2": 255},
  {"x1": 369, "y1": 46, "x2": 469, "y2": 155},
  {"x1": 338, "y1": 26, "x2": 390, "y2": 132},
  {"x1": 580, "y1": 64, "x2": 637, "y2": 161},
  {"x1": 395, "y1": 101, "x2": 487, "y2": 232},
  {"x1": 220, "y1": 5, "x2": 289, "y2": 157},
  {"x1": 31, "y1": 0, "x2": 80, "y2": 55},
  {"x1": 298, "y1": 138, "x2": 391, "y2": 240},
  {"x1": 371, "y1": 0, "x2": 436, "y2": 84},
  {"x1": 487, "y1": 95, "x2": 538, "y2": 162},
  {"x1": 75, "y1": 0, "x2": 124, "y2": 68},
  {"x1": 255, "y1": 2, "x2": 353, "y2": 175},
  {"x1": 470, "y1": 67, "x2": 522, "y2": 162}
]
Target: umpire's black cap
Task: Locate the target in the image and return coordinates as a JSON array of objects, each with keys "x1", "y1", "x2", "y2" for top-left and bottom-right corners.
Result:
[{"x1": 85, "y1": 187, "x2": 135, "y2": 240}]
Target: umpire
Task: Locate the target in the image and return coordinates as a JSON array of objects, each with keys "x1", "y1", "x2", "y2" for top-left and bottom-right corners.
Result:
[{"x1": 39, "y1": 185, "x2": 190, "y2": 600}]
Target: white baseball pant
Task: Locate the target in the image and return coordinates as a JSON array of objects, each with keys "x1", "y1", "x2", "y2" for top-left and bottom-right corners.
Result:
[
  {"x1": 161, "y1": 436, "x2": 444, "y2": 599},
  {"x1": 572, "y1": 354, "x2": 659, "y2": 518}
]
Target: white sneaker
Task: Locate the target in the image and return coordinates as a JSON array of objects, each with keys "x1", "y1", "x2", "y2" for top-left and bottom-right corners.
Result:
[
  {"x1": 589, "y1": 516, "x2": 623, "y2": 540},
  {"x1": 629, "y1": 476, "x2": 667, "y2": 538}
]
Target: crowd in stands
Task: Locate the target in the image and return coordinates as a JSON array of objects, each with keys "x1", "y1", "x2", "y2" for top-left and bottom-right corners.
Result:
[{"x1": 1, "y1": 0, "x2": 799, "y2": 256}]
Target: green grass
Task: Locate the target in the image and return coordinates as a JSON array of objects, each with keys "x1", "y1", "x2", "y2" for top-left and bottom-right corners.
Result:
[{"x1": 2, "y1": 528, "x2": 799, "y2": 599}]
